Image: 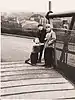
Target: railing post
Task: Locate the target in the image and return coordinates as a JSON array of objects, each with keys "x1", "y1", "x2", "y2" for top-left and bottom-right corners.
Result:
[{"x1": 48, "y1": 1, "x2": 57, "y2": 67}]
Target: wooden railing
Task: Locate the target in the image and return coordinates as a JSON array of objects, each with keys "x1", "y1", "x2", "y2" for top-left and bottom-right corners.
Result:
[{"x1": 46, "y1": 11, "x2": 75, "y2": 64}]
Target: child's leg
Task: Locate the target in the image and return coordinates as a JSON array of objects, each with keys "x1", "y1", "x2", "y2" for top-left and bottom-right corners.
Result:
[
  {"x1": 25, "y1": 58, "x2": 30, "y2": 63},
  {"x1": 25, "y1": 46, "x2": 34, "y2": 64}
]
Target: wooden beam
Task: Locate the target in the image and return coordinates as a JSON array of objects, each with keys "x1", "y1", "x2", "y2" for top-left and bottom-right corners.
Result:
[
  {"x1": 46, "y1": 11, "x2": 75, "y2": 19},
  {"x1": 49, "y1": 1, "x2": 51, "y2": 11}
]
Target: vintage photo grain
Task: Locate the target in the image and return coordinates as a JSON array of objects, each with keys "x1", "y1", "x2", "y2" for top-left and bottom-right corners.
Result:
[{"x1": 0, "y1": 0, "x2": 75, "y2": 99}]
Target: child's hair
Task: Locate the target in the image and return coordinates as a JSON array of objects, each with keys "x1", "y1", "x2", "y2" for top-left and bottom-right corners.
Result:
[{"x1": 38, "y1": 24, "x2": 43, "y2": 27}]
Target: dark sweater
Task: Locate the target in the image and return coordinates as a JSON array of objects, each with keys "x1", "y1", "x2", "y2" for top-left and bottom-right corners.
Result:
[{"x1": 37, "y1": 29, "x2": 46, "y2": 43}]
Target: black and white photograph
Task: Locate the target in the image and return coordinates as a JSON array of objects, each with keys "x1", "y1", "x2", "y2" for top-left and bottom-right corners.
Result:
[{"x1": 0, "y1": 0, "x2": 75, "y2": 99}]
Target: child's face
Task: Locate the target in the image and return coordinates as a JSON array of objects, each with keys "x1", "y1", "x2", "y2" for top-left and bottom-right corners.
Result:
[{"x1": 46, "y1": 26, "x2": 51, "y2": 32}]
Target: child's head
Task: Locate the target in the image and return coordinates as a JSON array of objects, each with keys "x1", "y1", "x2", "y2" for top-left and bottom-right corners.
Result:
[
  {"x1": 46, "y1": 24, "x2": 52, "y2": 32},
  {"x1": 33, "y1": 38, "x2": 39, "y2": 44},
  {"x1": 38, "y1": 24, "x2": 43, "y2": 31}
]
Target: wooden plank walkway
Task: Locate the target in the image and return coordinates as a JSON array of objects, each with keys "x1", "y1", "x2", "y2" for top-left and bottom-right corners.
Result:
[{"x1": 1, "y1": 61, "x2": 75, "y2": 99}]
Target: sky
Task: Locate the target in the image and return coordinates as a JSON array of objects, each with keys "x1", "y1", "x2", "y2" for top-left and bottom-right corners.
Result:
[
  {"x1": 0, "y1": 0, "x2": 48, "y2": 12},
  {"x1": 52, "y1": 0, "x2": 75, "y2": 13},
  {"x1": 0, "y1": 0, "x2": 75, "y2": 13}
]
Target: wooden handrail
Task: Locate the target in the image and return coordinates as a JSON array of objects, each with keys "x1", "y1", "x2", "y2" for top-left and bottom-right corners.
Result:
[
  {"x1": 53, "y1": 28, "x2": 75, "y2": 32},
  {"x1": 46, "y1": 11, "x2": 75, "y2": 19},
  {"x1": 56, "y1": 47, "x2": 75, "y2": 55}
]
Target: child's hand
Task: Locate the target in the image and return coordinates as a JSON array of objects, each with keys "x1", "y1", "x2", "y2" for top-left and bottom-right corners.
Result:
[
  {"x1": 44, "y1": 38, "x2": 47, "y2": 42},
  {"x1": 44, "y1": 38, "x2": 47, "y2": 40}
]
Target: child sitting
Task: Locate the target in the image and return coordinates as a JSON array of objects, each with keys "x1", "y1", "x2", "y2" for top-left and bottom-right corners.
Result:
[{"x1": 25, "y1": 38, "x2": 40, "y2": 65}]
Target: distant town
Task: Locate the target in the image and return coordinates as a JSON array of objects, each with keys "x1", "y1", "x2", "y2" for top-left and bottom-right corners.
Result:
[{"x1": 1, "y1": 12, "x2": 75, "y2": 43}]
